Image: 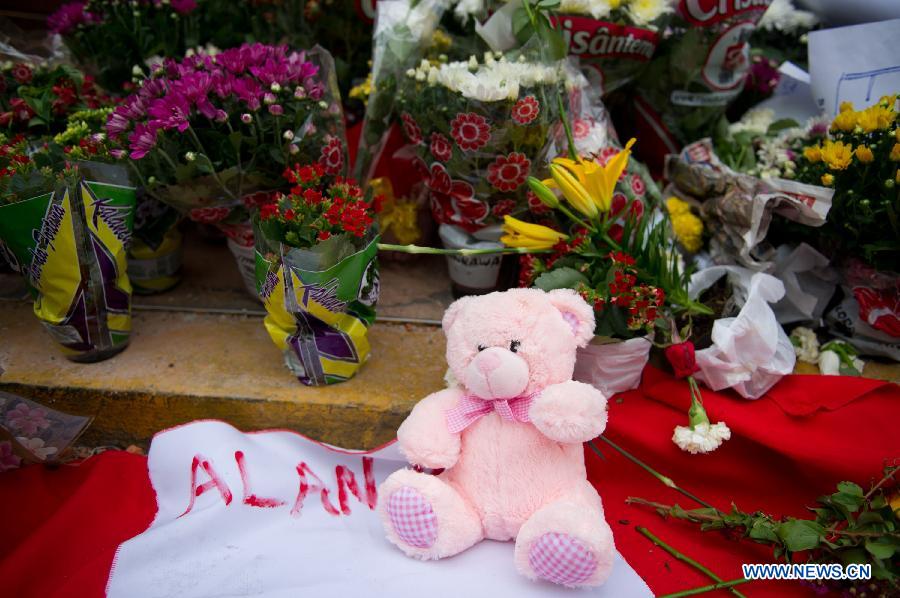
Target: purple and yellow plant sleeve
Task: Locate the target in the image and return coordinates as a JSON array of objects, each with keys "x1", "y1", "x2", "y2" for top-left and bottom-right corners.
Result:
[{"x1": 0, "y1": 178, "x2": 136, "y2": 361}]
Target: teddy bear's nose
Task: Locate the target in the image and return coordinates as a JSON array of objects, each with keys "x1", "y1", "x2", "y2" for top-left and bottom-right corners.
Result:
[{"x1": 476, "y1": 350, "x2": 502, "y2": 373}]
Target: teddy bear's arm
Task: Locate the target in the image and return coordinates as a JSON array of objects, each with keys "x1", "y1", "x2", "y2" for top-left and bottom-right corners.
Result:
[
  {"x1": 529, "y1": 380, "x2": 608, "y2": 444},
  {"x1": 397, "y1": 388, "x2": 464, "y2": 469}
]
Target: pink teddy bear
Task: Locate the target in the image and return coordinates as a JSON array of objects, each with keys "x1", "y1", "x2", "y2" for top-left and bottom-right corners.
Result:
[{"x1": 378, "y1": 288, "x2": 615, "y2": 588}]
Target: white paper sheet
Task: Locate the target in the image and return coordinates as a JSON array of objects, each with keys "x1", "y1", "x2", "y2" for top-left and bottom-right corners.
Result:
[
  {"x1": 106, "y1": 421, "x2": 652, "y2": 598},
  {"x1": 808, "y1": 19, "x2": 900, "y2": 116},
  {"x1": 756, "y1": 61, "x2": 819, "y2": 123}
]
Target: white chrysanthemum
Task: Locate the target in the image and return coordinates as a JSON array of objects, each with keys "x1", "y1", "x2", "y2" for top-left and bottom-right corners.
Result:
[
  {"x1": 790, "y1": 326, "x2": 819, "y2": 364},
  {"x1": 758, "y1": 0, "x2": 818, "y2": 34},
  {"x1": 672, "y1": 422, "x2": 731, "y2": 455},
  {"x1": 412, "y1": 59, "x2": 562, "y2": 102},
  {"x1": 627, "y1": 0, "x2": 674, "y2": 27},
  {"x1": 560, "y1": 0, "x2": 612, "y2": 19}
]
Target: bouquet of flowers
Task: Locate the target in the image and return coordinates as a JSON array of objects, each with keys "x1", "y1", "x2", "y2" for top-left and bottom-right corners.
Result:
[
  {"x1": 0, "y1": 134, "x2": 136, "y2": 362},
  {"x1": 626, "y1": 0, "x2": 774, "y2": 171},
  {"x1": 106, "y1": 43, "x2": 348, "y2": 294},
  {"x1": 505, "y1": 141, "x2": 734, "y2": 454},
  {"x1": 48, "y1": 0, "x2": 222, "y2": 92},
  {"x1": 551, "y1": 0, "x2": 674, "y2": 96},
  {"x1": 0, "y1": 61, "x2": 107, "y2": 136},
  {"x1": 397, "y1": 51, "x2": 565, "y2": 231},
  {"x1": 254, "y1": 163, "x2": 381, "y2": 386}
]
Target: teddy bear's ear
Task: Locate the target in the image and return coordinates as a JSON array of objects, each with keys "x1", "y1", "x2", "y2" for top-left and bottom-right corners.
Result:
[
  {"x1": 442, "y1": 296, "x2": 474, "y2": 334},
  {"x1": 547, "y1": 288, "x2": 595, "y2": 347}
]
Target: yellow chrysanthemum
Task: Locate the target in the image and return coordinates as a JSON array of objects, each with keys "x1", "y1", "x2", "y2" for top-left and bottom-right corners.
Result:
[
  {"x1": 803, "y1": 145, "x2": 823, "y2": 163},
  {"x1": 822, "y1": 140, "x2": 852, "y2": 170},
  {"x1": 856, "y1": 105, "x2": 895, "y2": 133},
  {"x1": 831, "y1": 110, "x2": 856, "y2": 132},
  {"x1": 501, "y1": 216, "x2": 568, "y2": 250},
  {"x1": 349, "y1": 73, "x2": 373, "y2": 104},
  {"x1": 821, "y1": 173, "x2": 834, "y2": 186},
  {"x1": 430, "y1": 29, "x2": 453, "y2": 52},
  {"x1": 839, "y1": 101, "x2": 855, "y2": 113},
  {"x1": 855, "y1": 145, "x2": 874, "y2": 163},
  {"x1": 666, "y1": 197, "x2": 703, "y2": 253},
  {"x1": 891, "y1": 143, "x2": 900, "y2": 162}
]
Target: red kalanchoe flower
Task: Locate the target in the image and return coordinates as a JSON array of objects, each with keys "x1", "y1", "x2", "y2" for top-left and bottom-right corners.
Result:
[
  {"x1": 450, "y1": 112, "x2": 490, "y2": 152},
  {"x1": 487, "y1": 152, "x2": 530, "y2": 192},
  {"x1": 260, "y1": 203, "x2": 278, "y2": 220},
  {"x1": 400, "y1": 112, "x2": 423, "y2": 145},
  {"x1": 666, "y1": 341, "x2": 700, "y2": 379},
  {"x1": 511, "y1": 95, "x2": 540, "y2": 125},
  {"x1": 429, "y1": 132, "x2": 452, "y2": 162}
]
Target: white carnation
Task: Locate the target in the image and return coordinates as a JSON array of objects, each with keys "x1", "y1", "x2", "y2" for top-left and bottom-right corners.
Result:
[
  {"x1": 758, "y1": 0, "x2": 818, "y2": 34},
  {"x1": 672, "y1": 422, "x2": 732, "y2": 455},
  {"x1": 729, "y1": 108, "x2": 775, "y2": 135},
  {"x1": 790, "y1": 326, "x2": 819, "y2": 364}
]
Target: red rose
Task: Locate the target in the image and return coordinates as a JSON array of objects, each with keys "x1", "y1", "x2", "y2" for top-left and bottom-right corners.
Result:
[
  {"x1": 511, "y1": 95, "x2": 540, "y2": 125},
  {"x1": 450, "y1": 112, "x2": 491, "y2": 152},
  {"x1": 400, "y1": 112, "x2": 423, "y2": 145},
  {"x1": 319, "y1": 137, "x2": 344, "y2": 175},
  {"x1": 665, "y1": 341, "x2": 699, "y2": 379},
  {"x1": 429, "y1": 132, "x2": 452, "y2": 162},
  {"x1": 487, "y1": 152, "x2": 530, "y2": 192}
]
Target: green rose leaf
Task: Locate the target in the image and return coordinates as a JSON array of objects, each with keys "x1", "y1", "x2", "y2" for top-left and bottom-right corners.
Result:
[
  {"x1": 864, "y1": 538, "x2": 896, "y2": 560},
  {"x1": 776, "y1": 519, "x2": 824, "y2": 552}
]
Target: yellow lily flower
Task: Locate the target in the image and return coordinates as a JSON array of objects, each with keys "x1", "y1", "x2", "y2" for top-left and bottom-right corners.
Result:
[
  {"x1": 550, "y1": 138, "x2": 636, "y2": 212},
  {"x1": 501, "y1": 215, "x2": 568, "y2": 250},
  {"x1": 548, "y1": 163, "x2": 597, "y2": 218}
]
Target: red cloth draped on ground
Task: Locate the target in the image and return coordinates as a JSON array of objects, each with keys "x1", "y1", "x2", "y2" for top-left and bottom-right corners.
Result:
[
  {"x1": 587, "y1": 366, "x2": 899, "y2": 597},
  {"x1": 0, "y1": 451, "x2": 155, "y2": 598},
  {"x1": 0, "y1": 369, "x2": 896, "y2": 597}
]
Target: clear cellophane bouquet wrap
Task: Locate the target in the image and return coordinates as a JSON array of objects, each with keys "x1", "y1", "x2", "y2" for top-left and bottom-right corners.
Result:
[
  {"x1": 550, "y1": 0, "x2": 674, "y2": 96},
  {"x1": 105, "y1": 43, "x2": 349, "y2": 294},
  {"x1": 253, "y1": 164, "x2": 381, "y2": 386},
  {"x1": 0, "y1": 136, "x2": 136, "y2": 362},
  {"x1": 625, "y1": 0, "x2": 773, "y2": 171}
]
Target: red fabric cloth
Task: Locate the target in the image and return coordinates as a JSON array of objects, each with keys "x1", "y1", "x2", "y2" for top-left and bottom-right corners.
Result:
[
  {"x1": 0, "y1": 371, "x2": 896, "y2": 597},
  {"x1": 587, "y1": 366, "x2": 900, "y2": 597},
  {"x1": 0, "y1": 451, "x2": 155, "y2": 598}
]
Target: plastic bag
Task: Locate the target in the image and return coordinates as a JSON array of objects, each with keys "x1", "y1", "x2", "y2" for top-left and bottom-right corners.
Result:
[
  {"x1": 691, "y1": 270, "x2": 796, "y2": 399},
  {"x1": 573, "y1": 336, "x2": 652, "y2": 397}
]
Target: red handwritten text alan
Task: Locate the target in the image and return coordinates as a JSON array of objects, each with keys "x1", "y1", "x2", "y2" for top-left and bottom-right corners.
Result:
[{"x1": 179, "y1": 452, "x2": 377, "y2": 518}]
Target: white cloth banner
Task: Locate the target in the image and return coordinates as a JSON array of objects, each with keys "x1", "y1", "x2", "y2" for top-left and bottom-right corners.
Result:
[{"x1": 106, "y1": 421, "x2": 651, "y2": 598}]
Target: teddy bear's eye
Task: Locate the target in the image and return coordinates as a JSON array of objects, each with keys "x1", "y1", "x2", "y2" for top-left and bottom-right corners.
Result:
[
  {"x1": 477, "y1": 344, "x2": 487, "y2": 352},
  {"x1": 509, "y1": 340, "x2": 521, "y2": 353}
]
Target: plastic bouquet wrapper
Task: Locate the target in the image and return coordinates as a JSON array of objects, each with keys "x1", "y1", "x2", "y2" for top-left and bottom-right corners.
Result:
[
  {"x1": 0, "y1": 166, "x2": 136, "y2": 362},
  {"x1": 573, "y1": 335, "x2": 652, "y2": 397},
  {"x1": 825, "y1": 260, "x2": 900, "y2": 361},
  {"x1": 353, "y1": 0, "x2": 454, "y2": 182},
  {"x1": 252, "y1": 165, "x2": 381, "y2": 386},
  {"x1": 128, "y1": 191, "x2": 183, "y2": 295},
  {"x1": 107, "y1": 44, "x2": 349, "y2": 295},
  {"x1": 627, "y1": 0, "x2": 774, "y2": 170},
  {"x1": 0, "y1": 390, "x2": 92, "y2": 470},
  {"x1": 690, "y1": 268, "x2": 795, "y2": 399},
  {"x1": 664, "y1": 138, "x2": 833, "y2": 270},
  {"x1": 552, "y1": 0, "x2": 674, "y2": 96}
]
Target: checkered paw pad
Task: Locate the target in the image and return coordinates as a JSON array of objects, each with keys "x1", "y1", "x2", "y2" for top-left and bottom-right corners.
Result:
[
  {"x1": 387, "y1": 486, "x2": 438, "y2": 548},
  {"x1": 528, "y1": 532, "x2": 598, "y2": 586}
]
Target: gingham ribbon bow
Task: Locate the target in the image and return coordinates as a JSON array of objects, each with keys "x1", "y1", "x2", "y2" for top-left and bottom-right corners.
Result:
[{"x1": 445, "y1": 393, "x2": 536, "y2": 434}]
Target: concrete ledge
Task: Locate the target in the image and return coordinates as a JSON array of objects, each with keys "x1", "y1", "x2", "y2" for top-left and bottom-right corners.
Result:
[{"x1": 0, "y1": 303, "x2": 447, "y2": 449}]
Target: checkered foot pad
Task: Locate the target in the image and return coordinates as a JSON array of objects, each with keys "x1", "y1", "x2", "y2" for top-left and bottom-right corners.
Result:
[
  {"x1": 528, "y1": 532, "x2": 598, "y2": 586},
  {"x1": 387, "y1": 486, "x2": 438, "y2": 549}
]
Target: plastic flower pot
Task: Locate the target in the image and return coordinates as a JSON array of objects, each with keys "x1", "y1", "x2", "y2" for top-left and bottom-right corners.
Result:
[
  {"x1": 0, "y1": 174, "x2": 136, "y2": 362},
  {"x1": 127, "y1": 192, "x2": 183, "y2": 295},
  {"x1": 573, "y1": 336, "x2": 653, "y2": 396},
  {"x1": 438, "y1": 224, "x2": 505, "y2": 297}
]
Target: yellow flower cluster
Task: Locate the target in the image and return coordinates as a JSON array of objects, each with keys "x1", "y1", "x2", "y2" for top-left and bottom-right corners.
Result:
[
  {"x1": 666, "y1": 197, "x2": 703, "y2": 253},
  {"x1": 831, "y1": 97, "x2": 897, "y2": 133},
  {"x1": 349, "y1": 72, "x2": 373, "y2": 105}
]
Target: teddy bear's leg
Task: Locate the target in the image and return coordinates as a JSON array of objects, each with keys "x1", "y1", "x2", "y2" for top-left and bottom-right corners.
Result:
[
  {"x1": 378, "y1": 468, "x2": 483, "y2": 560},
  {"x1": 513, "y1": 482, "x2": 615, "y2": 588}
]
